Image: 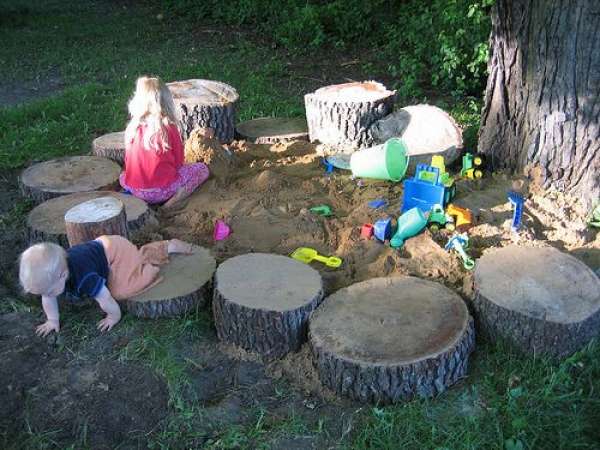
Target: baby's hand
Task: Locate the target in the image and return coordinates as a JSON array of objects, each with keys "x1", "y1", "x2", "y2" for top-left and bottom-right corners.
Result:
[
  {"x1": 36, "y1": 320, "x2": 60, "y2": 337},
  {"x1": 97, "y1": 315, "x2": 120, "y2": 333}
]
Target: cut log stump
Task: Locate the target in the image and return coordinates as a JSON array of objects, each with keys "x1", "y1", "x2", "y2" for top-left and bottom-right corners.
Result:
[
  {"x1": 167, "y1": 79, "x2": 239, "y2": 143},
  {"x1": 65, "y1": 196, "x2": 128, "y2": 247},
  {"x1": 27, "y1": 191, "x2": 154, "y2": 247},
  {"x1": 304, "y1": 81, "x2": 395, "y2": 153},
  {"x1": 19, "y1": 156, "x2": 121, "y2": 204},
  {"x1": 92, "y1": 131, "x2": 125, "y2": 165},
  {"x1": 213, "y1": 253, "x2": 324, "y2": 359},
  {"x1": 309, "y1": 276, "x2": 475, "y2": 404},
  {"x1": 473, "y1": 245, "x2": 600, "y2": 359},
  {"x1": 236, "y1": 117, "x2": 308, "y2": 144},
  {"x1": 127, "y1": 246, "x2": 216, "y2": 319}
]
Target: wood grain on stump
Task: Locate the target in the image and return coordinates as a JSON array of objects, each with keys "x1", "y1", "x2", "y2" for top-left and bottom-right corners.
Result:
[
  {"x1": 27, "y1": 191, "x2": 153, "y2": 247},
  {"x1": 19, "y1": 156, "x2": 121, "y2": 204},
  {"x1": 213, "y1": 253, "x2": 324, "y2": 359},
  {"x1": 167, "y1": 79, "x2": 239, "y2": 143},
  {"x1": 236, "y1": 117, "x2": 308, "y2": 144},
  {"x1": 310, "y1": 276, "x2": 475, "y2": 403},
  {"x1": 92, "y1": 131, "x2": 125, "y2": 165},
  {"x1": 304, "y1": 81, "x2": 395, "y2": 153},
  {"x1": 127, "y1": 246, "x2": 216, "y2": 319},
  {"x1": 473, "y1": 245, "x2": 600, "y2": 359},
  {"x1": 65, "y1": 196, "x2": 128, "y2": 247}
]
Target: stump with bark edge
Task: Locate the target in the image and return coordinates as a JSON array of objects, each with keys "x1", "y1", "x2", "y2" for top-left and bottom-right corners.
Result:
[
  {"x1": 27, "y1": 191, "x2": 154, "y2": 247},
  {"x1": 473, "y1": 245, "x2": 600, "y2": 359},
  {"x1": 304, "y1": 81, "x2": 395, "y2": 153},
  {"x1": 65, "y1": 196, "x2": 128, "y2": 247},
  {"x1": 236, "y1": 117, "x2": 308, "y2": 144},
  {"x1": 309, "y1": 276, "x2": 475, "y2": 404},
  {"x1": 19, "y1": 156, "x2": 121, "y2": 204},
  {"x1": 213, "y1": 253, "x2": 324, "y2": 359},
  {"x1": 127, "y1": 246, "x2": 216, "y2": 319},
  {"x1": 92, "y1": 131, "x2": 125, "y2": 165},
  {"x1": 167, "y1": 79, "x2": 239, "y2": 143}
]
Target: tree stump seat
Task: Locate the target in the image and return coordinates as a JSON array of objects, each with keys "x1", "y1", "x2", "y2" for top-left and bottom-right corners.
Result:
[
  {"x1": 236, "y1": 117, "x2": 308, "y2": 144},
  {"x1": 92, "y1": 131, "x2": 125, "y2": 165},
  {"x1": 64, "y1": 197, "x2": 129, "y2": 247}
]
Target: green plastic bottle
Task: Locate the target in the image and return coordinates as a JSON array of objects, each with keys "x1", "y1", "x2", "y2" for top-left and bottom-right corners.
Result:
[{"x1": 390, "y1": 207, "x2": 427, "y2": 248}]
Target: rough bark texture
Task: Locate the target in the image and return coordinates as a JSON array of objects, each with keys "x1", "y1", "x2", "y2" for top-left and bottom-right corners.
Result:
[
  {"x1": 65, "y1": 197, "x2": 128, "y2": 247},
  {"x1": 305, "y1": 82, "x2": 395, "y2": 153},
  {"x1": 126, "y1": 282, "x2": 211, "y2": 319},
  {"x1": 92, "y1": 131, "x2": 125, "y2": 165},
  {"x1": 479, "y1": 0, "x2": 600, "y2": 206},
  {"x1": 236, "y1": 117, "x2": 309, "y2": 144}
]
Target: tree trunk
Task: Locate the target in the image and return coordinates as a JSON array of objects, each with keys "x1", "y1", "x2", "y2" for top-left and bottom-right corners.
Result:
[
  {"x1": 479, "y1": 0, "x2": 600, "y2": 205},
  {"x1": 92, "y1": 131, "x2": 125, "y2": 165},
  {"x1": 65, "y1": 197, "x2": 128, "y2": 247}
]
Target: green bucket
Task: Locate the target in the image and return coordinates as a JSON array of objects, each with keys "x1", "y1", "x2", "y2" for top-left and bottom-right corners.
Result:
[{"x1": 350, "y1": 138, "x2": 409, "y2": 182}]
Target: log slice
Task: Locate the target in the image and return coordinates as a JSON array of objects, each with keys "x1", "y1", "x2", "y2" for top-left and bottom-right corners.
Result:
[
  {"x1": 27, "y1": 191, "x2": 154, "y2": 247},
  {"x1": 65, "y1": 196, "x2": 128, "y2": 246},
  {"x1": 309, "y1": 276, "x2": 475, "y2": 403},
  {"x1": 167, "y1": 79, "x2": 239, "y2": 143},
  {"x1": 213, "y1": 253, "x2": 324, "y2": 359},
  {"x1": 304, "y1": 81, "x2": 395, "y2": 153},
  {"x1": 127, "y1": 246, "x2": 216, "y2": 319},
  {"x1": 19, "y1": 156, "x2": 121, "y2": 204},
  {"x1": 473, "y1": 245, "x2": 600, "y2": 359},
  {"x1": 92, "y1": 131, "x2": 125, "y2": 165},
  {"x1": 236, "y1": 117, "x2": 308, "y2": 144}
]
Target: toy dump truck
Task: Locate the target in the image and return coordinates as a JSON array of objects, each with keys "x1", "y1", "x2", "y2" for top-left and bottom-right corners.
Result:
[
  {"x1": 431, "y1": 155, "x2": 456, "y2": 204},
  {"x1": 460, "y1": 152, "x2": 485, "y2": 180},
  {"x1": 427, "y1": 204, "x2": 455, "y2": 232},
  {"x1": 402, "y1": 163, "x2": 456, "y2": 213}
]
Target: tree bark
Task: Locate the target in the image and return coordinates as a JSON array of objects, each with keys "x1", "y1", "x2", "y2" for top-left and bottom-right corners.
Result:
[
  {"x1": 479, "y1": 0, "x2": 600, "y2": 205},
  {"x1": 65, "y1": 197, "x2": 128, "y2": 247}
]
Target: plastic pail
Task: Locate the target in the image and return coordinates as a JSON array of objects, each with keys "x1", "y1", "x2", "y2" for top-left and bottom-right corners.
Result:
[{"x1": 350, "y1": 138, "x2": 409, "y2": 182}]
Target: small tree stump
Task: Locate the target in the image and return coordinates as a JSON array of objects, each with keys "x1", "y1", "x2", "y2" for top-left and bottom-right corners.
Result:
[
  {"x1": 167, "y1": 79, "x2": 239, "y2": 143},
  {"x1": 92, "y1": 131, "x2": 125, "y2": 165},
  {"x1": 126, "y1": 246, "x2": 216, "y2": 319},
  {"x1": 236, "y1": 117, "x2": 308, "y2": 144},
  {"x1": 304, "y1": 81, "x2": 395, "y2": 153},
  {"x1": 19, "y1": 156, "x2": 121, "y2": 204},
  {"x1": 213, "y1": 253, "x2": 324, "y2": 359},
  {"x1": 27, "y1": 191, "x2": 154, "y2": 247},
  {"x1": 310, "y1": 276, "x2": 475, "y2": 404},
  {"x1": 473, "y1": 245, "x2": 600, "y2": 359},
  {"x1": 65, "y1": 196, "x2": 128, "y2": 247}
]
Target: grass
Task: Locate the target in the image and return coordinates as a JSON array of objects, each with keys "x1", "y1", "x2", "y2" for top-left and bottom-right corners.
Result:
[{"x1": 1, "y1": 1, "x2": 599, "y2": 449}]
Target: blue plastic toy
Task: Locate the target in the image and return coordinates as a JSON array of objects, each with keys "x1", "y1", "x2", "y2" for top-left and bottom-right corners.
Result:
[
  {"x1": 401, "y1": 164, "x2": 446, "y2": 213},
  {"x1": 445, "y1": 233, "x2": 475, "y2": 270},
  {"x1": 322, "y1": 158, "x2": 334, "y2": 174},
  {"x1": 368, "y1": 199, "x2": 388, "y2": 209},
  {"x1": 507, "y1": 191, "x2": 524, "y2": 231},
  {"x1": 373, "y1": 218, "x2": 393, "y2": 241}
]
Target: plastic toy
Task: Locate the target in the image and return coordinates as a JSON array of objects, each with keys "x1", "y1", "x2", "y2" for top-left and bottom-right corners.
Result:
[
  {"x1": 368, "y1": 199, "x2": 388, "y2": 209},
  {"x1": 445, "y1": 233, "x2": 475, "y2": 270},
  {"x1": 350, "y1": 138, "x2": 409, "y2": 182},
  {"x1": 507, "y1": 191, "x2": 524, "y2": 231},
  {"x1": 401, "y1": 164, "x2": 446, "y2": 213},
  {"x1": 460, "y1": 152, "x2": 484, "y2": 179},
  {"x1": 390, "y1": 207, "x2": 427, "y2": 248},
  {"x1": 290, "y1": 247, "x2": 342, "y2": 268},
  {"x1": 361, "y1": 223, "x2": 374, "y2": 239},
  {"x1": 322, "y1": 158, "x2": 334, "y2": 174},
  {"x1": 427, "y1": 204, "x2": 455, "y2": 232},
  {"x1": 325, "y1": 154, "x2": 351, "y2": 170},
  {"x1": 431, "y1": 155, "x2": 456, "y2": 204},
  {"x1": 588, "y1": 202, "x2": 600, "y2": 228},
  {"x1": 374, "y1": 218, "x2": 394, "y2": 241},
  {"x1": 446, "y1": 204, "x2": 473, "y2": 229},
  {"x1": 310, "y1": 204, "x2": 333, "y2": 217},
  {"x1": 214, "y1": 220, "x2": 231, "y2": 241}
]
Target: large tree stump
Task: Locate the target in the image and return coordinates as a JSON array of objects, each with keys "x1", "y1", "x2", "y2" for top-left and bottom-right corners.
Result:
[
  {"x1": 236, "y1": 117, "x2": 308, "y2": 144},
  {"x1": 126, "y1": 246, "x2": 216, "y2": 319},
  {"x1": 473, "y1": 245, "x2": 600, "y2": 359},
  {"x1": 19, "y1": 156, "x2": 121, "y2": 204},
  {"x1": 167, "y1": 79, "x2": 239, "y2": 143},
  {"x1": 310, "y1": 276, "x2": 475, "y2": 403},
  {"x1": 92, "y1": 131, "x2": 125, "y2": 165},
  {"x1": 213, "y1": 253, "x2": 324, "y2": 359},
  {"x1": 304, "y1": 81, "x2": 395, "y2": 153},
  {"x1": 64, "y1": 196, "x2": 128, "y2": 247},
  {"x1": 27, "y1": 191, "x2": 154, "y2": 247}
]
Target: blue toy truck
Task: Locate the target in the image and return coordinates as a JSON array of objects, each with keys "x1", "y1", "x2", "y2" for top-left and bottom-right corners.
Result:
[{"x1": 401, "y1": 164, "x2": 456, "y2": 213}]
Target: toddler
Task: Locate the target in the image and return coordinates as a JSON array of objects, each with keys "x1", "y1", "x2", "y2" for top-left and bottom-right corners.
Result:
[
  {"x1": 120, "y1": 76, "x2": 209, "y2": 208},
  {"x1": 19, "y1": 235, "x2": 193, "y2": 336}
]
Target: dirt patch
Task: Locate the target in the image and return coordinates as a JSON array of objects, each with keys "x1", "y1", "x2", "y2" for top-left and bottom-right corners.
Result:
[{"x1": 0, "y1": 69, "x2": 64, "y2": 108}]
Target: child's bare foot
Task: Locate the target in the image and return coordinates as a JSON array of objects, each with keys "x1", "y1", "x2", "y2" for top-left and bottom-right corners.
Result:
[
  {"x1": 161, "y1": 187, "x2": 191, "y2": 211},
  {"x1": 168, "y1": 239, "x2": 194, "y2": 254}
]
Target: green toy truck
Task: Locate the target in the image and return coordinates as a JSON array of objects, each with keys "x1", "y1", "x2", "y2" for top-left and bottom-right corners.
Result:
[
  {"x1": 460, "y1": 152, "x2": 485, "y2": 180},
  {"x1": 427, "y1": 204, "x2": 456, "y2": 232}
]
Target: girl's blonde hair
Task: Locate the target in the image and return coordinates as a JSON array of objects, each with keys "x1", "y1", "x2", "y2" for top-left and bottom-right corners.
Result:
[
  {"x1": 125, "y1": 76, "x2": 180, "y2": 152},
  {"x1": 19, "y1": 243, "x2": 68, "y2": 294}
]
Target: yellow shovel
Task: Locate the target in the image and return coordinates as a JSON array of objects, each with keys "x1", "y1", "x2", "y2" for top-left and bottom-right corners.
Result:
[{"x1": 290, "y1": 247, "x2": 342, "y2": 268}]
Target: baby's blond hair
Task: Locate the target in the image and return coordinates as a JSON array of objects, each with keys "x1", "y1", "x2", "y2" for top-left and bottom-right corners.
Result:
[
  {"x1": 19, "y1": 243, "x2": 67, "y2": 294},
  {"x1": 125, "y1": 76, "x2": 180, "y2": 153}
]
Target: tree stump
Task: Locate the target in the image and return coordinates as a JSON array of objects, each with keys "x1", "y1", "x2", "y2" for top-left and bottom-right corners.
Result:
[
  {"x1": 27, "y1": 191, "x2": 154, "y2": 247},
  {"x1": 92, "y1": 131, "x2": 125, "y2": 165},
  {"x1": 213, "y1": 253, "x2": 324, "y2": 359},
  {"x1": 64, "y1": 196, "x2": 128, "y2": 247},
  {"x1": 309, "y1": 276, "x2": 475, "y2": 403},
  {"x1": 473, "y1": 245, "x2": 600, "y2": 359},
  {"x1": 304, "y1": 81, "x2": 395, "y2": 153},
  {"x1": 19, "y1": 156, "x2": 121, "y2": 204},
  {"x1": 167, "y1": 79, "x2": 239, "y2": 143},
  {"x1": 236, "y1": 117, "x2": 308, "y2": 144},
  {"x1": 126, "y1": 246, "x2": 216, "y2": 319}
]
